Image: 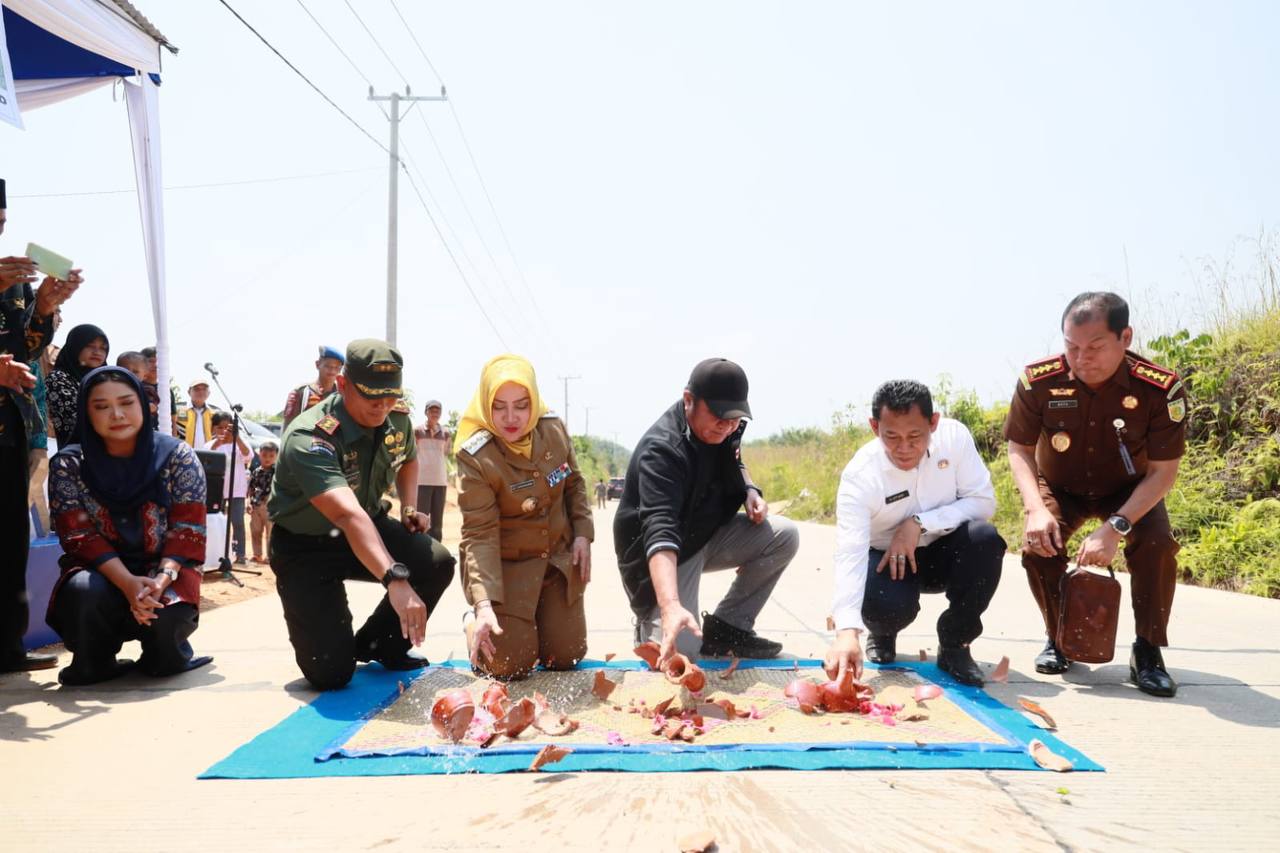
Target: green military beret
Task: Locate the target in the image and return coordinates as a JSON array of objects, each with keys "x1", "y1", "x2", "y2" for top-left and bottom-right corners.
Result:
[{"x1": 345, "y1": 338, "x2": 404, "y2": 398}]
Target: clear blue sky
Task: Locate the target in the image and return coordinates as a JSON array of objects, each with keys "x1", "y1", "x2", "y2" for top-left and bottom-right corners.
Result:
[{"x1": 4, "y1": 1, "x2": 1278, "y2": 446}]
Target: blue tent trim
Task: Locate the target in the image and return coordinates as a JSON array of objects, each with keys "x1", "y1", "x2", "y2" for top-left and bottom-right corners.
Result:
[{"x1": 4, "y1": 7, "x2": 159, "y2": 85}]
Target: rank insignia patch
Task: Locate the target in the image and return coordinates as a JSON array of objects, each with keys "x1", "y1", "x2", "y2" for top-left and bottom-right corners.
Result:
[
  {"x1": 546, "y1": 463, "x2": 571, "y2": 488},
  {"x1": 1130, "y1": 360, "x2": 1177, "y2": 391},
  {"x1": 1168, "y1": 398, "x2": 1186, "y2": 423},
  {"x1": 316, "y1": 415, "x2": 340, "y2": 435},
  {"x1": 1049, "y1": 387, "x2": 1077, "y2": 397},
  {"x1": 1025, "y1": 356, "x2": 1067, "y2": 384}
]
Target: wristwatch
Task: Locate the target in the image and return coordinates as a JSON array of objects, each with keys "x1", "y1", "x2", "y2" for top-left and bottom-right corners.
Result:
[
  {"x1": 400, "y1": 505, "x2": 417, "y2": 519},
  {"x1": 381, "y1": 561, "x2": 411, "y2": 588},
  {"x1": 912, "y1": 514, "x2": 928, "y2": 533},
  {"x1": 160, "y1": 566, "x2": 180, "y2": 582},
  {"x1": 1106, "y1": 514, "x2": 1133, "y2": 536}
]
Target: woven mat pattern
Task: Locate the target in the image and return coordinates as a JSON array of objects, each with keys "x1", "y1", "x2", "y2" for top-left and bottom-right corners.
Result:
[{"x1": 334, "y1": 665, "x2": 1005, "y2": 758}]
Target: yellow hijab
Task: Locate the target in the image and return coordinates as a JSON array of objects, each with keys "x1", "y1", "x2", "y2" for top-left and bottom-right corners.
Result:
[{"x1": 453, "y1": 354, "x2": 549, "y2": 458}]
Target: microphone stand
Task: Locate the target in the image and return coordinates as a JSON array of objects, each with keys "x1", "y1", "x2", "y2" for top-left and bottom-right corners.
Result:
[{"x1": 206, "y1": 365, "x2": 262, "y2": 587}]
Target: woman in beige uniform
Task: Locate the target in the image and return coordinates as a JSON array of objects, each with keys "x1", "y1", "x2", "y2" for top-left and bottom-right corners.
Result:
[{"x1": 455, "y1": 355, "x2": 593, "y2": 679}]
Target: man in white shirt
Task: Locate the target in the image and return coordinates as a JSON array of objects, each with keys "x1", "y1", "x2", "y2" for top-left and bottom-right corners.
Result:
[{"x1": 826, "y1": 380, "x2": 1005, "y2": 686}]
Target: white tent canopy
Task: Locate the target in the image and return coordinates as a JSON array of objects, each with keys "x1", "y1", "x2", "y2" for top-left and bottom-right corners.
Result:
[{"x1": 4, "y1": 0, "x2": 175, "y2": 430}]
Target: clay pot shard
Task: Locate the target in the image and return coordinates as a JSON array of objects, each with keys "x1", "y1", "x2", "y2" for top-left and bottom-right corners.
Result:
[
  {"x1": 818, "y1": 681, "x2": 860, "y2": 713},
  {"x1": 480, "y1": 682, "x2": 510, "y2": 719},
  {"x1": 592, "y1": 670, "x2": 619, "y2": 701},
  {"x1": 533, "y1": 710, "x2": 579, "y2": 737},
  {"x1": 634, "y1": 642, "x2": 662, "y2": 671},
  {"x1": 528, "y1": 744, "x2": 573, "y2": 772},
  {"x1": 913, "y1": 684, "x2": 943, "y2": 703},
  {"x1": 494, "y1": 696, "x2": 538, "y2": 738},
  {"x1": 991, "y1": 655, "x2": 1011, "y2": 683},
  {"x1": 784, "y1": 678, "x2": 822, "y2": 714},
  {"x1": 678, "y1": 829, "x2": 717, "y2": 853},
  {"x1": 430, "y1": 690, "x2": 476, "y2": 743},
  {"x1": 1018, "y1": 698, "x2": 1058, "y2": 730},
  {"x1": 1028, "y1": 738, "x2": 1073, "y2": 772},
  {"x1": 719, "y1": 656, "x2": 741, "y2": 681},
  {"x1": 663, "y1": 654, "x2": 707, "y2": 693}
]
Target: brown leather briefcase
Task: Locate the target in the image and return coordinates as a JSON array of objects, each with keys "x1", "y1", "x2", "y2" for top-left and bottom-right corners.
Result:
[{"x1": 1055, "y1": 565, "x2": 1122, "y2": 663}]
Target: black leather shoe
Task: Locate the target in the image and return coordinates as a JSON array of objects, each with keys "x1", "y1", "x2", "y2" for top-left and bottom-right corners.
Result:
[
  {"x1": 1130, "y1": 638, "x2": 1177, "y2": 698},
  {"x1": 1034, "y1": 638, "x2": 1071, "y2": 675},
  {"x1": 57, "y1": 658, "x2": 137, "y2": 686},
  {"x1": 699, "y1": 613, "x2": 782, "y2": 659},
  {"x1": 937, "y1": 646, "x2": 985, "y2": 686},
  {"x1": 371, "y1": 652, "x2": 430, "y2": 672},
  {"x1": 0, "y1": 651, "x2": 59, "y2": 673},
  {"x1": 864, "y1": 633, "x2": 897, "y2": 664}
]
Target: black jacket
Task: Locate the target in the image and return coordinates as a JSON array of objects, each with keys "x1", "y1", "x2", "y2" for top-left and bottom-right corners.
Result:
[{"x1": 614, "y1": 402, "x2": 751, "y2": 613}]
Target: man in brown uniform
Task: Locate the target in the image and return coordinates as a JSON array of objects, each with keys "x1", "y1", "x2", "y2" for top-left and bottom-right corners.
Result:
[{"x1": 1005, "y1": 292, "x2": 1187, "y2": 697}]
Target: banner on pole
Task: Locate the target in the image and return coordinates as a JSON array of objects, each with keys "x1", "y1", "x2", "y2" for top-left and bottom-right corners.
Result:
[{"x1": 0, "y1": 10, "x2": 22, "y2": 129}]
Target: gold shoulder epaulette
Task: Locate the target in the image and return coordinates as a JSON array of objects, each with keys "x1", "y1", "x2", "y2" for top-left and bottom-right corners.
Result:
[
  {"x1": 1024, "y1": 355, "x2": 1067, "y2": 385},
  {"x1": 391, "y1": 400, "x2": 411, "y2": 414},
  {"x1": 1130, "y1": 358, "x2": 1178, "y2": 391}
]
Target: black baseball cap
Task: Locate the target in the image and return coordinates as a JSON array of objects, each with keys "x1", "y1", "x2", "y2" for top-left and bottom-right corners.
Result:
[{"x1": 687, "y1": 358, "x2": 752, "y2": 420}]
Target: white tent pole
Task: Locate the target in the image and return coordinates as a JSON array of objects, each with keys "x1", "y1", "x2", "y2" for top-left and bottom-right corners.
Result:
[{"x1": 123, "y1": 74, "x2": 171, "y2": 433}]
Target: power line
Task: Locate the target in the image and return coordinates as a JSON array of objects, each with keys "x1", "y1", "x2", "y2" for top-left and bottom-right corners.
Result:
[
  {"x1": 216, "y1": 0, "x2": 388, "y2": 155},
  {"x1": 388, "y1": 0, "x2": 445, "y2": 87},
  {"x1": 396, "y1": 138, "x2": 524, "y2": 343},
  {"x1": 386, "y1": 1, "x2": 555, "y2": 332},
  {"x1": 294, "y1": 0, "x2": 373, "y2": 87},
  {"x1": 398, "y1": 161, "x2": 511, "y2": 350},
  {"x1": 343, "y1": 0, "x2": 409, "y2": 86},
  {"x1": 410, "y1": 110, "x2": 524, "y2": 310},
  {"x1": 13, "y1": 167, "x2": 381, "y2": 199}
]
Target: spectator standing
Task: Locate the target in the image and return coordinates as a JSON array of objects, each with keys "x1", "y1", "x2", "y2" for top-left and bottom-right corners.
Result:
[
  {"x1": 0, "y1": 176, "x2": 84, "y2": 673},
  {"x1": 28, "y1": 320, "x2": 60, "y2": 535},
  {"x1": 413, "y1": 399, "x2": 450, "y2": 542},
  {"x1": 204, "y1": 411, "x2": 252, "y2": 565},
  {"x1": 179, "y1": 378, "x2": 214, "y2": 448},
  {"x1": 139, "y1": 346, "x2": 178, "y2": 436},
  {"x1": 248, "y1": 439, "x2": 278, "y2": 564},
  {"x1": 47, "y1": 323, "x2": 109, "y2": 447},
  {"x1": 595, "y1": 479, "x2": 608, "y2": 509},
  {"x1": 282, "y1": 345, "x2": 344, "y2": 429}
]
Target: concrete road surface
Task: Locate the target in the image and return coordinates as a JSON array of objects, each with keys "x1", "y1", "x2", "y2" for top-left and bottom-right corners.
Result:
[{"x1": 2, "y1": 504, "x2": 1278, "y2": 851}]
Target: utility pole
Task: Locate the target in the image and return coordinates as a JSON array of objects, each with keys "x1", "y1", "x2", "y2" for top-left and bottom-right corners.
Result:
[
  {"x1": 369, "y1": 85, "x2": 447, "y2": 346},
  {"x1": 558, "y1": 375, "x2": 581, "y2": 435},
  {"x1": 583, "y1": 406, "x2": 595, "y2": 439}
]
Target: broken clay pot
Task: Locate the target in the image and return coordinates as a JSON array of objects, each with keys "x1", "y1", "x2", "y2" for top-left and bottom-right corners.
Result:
[
  {"x1": 495, "y1": 696, "x2": 538, "y2": 738},
  {"x1": 481, "y1": 682, "x2": 510, "y2": 718},
  {"x1": 663, "y1": 654, "x2": 707, "y2": 693},
  {"x1": 634, "y1": 641, "x2": 662, "y2": 671},
  {"x1": 431, "y1": 690, "x2": 476, "y2": 742}
]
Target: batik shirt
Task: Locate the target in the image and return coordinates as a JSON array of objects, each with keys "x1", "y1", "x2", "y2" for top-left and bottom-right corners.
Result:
[{"x1": 48, "y1": 442, "x2": 208, "y2": 607}]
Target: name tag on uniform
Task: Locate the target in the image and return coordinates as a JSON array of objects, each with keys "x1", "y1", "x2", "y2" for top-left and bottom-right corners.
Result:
[
  {"x1": 1048, "y1": 400, "x2": 1079, "y2": 409},
  {"x1": 509, "y1": 479, "x2": 535, "y2": 492},
  {"x1": 546, "y1": 463, "x2": 571, "y2": 488},
  {"x1": 885, "y1": 490, "x2": 909, "y2": 505}
]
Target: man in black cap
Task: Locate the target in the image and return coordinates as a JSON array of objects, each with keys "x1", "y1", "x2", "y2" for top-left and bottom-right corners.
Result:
[
  {"x1": 615, "y1": 358, "x2": 799, "y2": 665},
  {"x1": 0, "y1": 178, "x2": 83, "y2": 673},
  {"x1": 268, "y1": 338, "x2": 455, "y2": 690}
]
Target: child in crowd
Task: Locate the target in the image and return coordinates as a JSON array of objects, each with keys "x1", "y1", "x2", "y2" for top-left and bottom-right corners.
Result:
[{"x1": 248, "y1": 440, "x2": 278, "y2": 565}]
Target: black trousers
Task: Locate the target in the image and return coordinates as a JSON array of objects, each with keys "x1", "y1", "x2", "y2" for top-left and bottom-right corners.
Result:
[
  {"x1": 863, "y1": 520, "x2": 1005, "y2": 647},
  {"x1": 1, "y1": 441, "x2": 31, "y2": 665},
  {"x1": 270, "y1": 513, "x2": 455, "y2": 691},
  {"x1": 50, "y1": 567, "x2": 199, "y2": 680},
  {"x1": 415, "y1": 484, "x2": 447, "y2": 543}
]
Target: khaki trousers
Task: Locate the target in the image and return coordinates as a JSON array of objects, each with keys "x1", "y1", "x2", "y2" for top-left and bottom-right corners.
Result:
[{"x1": 472, "y1": 564, "x2": 587, "y2": 680}]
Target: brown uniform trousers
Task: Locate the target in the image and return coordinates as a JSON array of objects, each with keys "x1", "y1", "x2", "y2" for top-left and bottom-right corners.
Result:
[
  {"x1": 1006, "y1": 351, "x2": 1188, "y2": 648},
  {"x1": 457, "y1": 415, "x2": 594, "y2": 679},
  {"x1": 1022, "y1": 480, "x2": 1179, "y2": 646}
]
